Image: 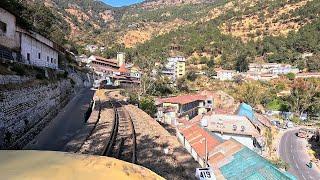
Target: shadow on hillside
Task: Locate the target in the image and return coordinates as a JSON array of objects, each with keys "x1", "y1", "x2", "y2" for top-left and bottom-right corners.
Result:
[
  {"x1": 308, "y1": 136, "x2": 320, "y2": 160},
  {"x1": 158, "y1": 122, "x2": 177, "y2": 136},
  {"x1": 136, "y1": 133, "x2": 199, "y2": 180}
]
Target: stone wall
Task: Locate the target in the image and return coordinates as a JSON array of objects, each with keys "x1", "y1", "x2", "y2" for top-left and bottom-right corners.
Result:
[
  {"x1": 0, "y1": 75, "x2": 34, "y2": 85},
  {"x1": 0, "y1": 79, "x2": 73, "y2": 149}
]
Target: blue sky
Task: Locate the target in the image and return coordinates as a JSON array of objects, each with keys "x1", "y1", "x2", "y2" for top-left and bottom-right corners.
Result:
[{"x1": 102, "y1": 0, "x2": 145, "y2": 7}]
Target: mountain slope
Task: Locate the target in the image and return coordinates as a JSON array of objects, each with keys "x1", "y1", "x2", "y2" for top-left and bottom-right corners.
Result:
[
  {"x1": 131, "y1": 0, "x2": 320, "y2": 71},
  {"x1": 8, "y1": 0, "x2": 320, "y2": 72}
]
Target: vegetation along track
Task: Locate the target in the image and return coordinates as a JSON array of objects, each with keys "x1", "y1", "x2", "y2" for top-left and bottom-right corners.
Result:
[{"x1": 102, "y1": 100, "x2": 137, "y2": 163}]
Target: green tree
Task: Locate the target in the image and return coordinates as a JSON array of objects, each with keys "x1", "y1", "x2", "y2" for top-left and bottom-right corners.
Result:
[
  {"x1": 186, "y1": 70, "x2": 198, "y2": 81},
  {"x1": 286, "y1": 73, "x2": 296, "y2": 80},
  {"x1": 236, "y1": 81, "x2": 271, "y2": 107},
  {"x1": 235, "y1": 55, "x2": 249, "y2": 72},
  {"x1": 176, "y1": 76, "x2": 189, "y2": 92},
  {"x1": 200, "y1": 56, "x2": 208, "y2": 64},
  {"x1": 307, "y1": 55, "x2": 320, "y2": 72},
  {"x1": 287, "y1": 79, "x2": 320, "y2": 116},
  {"x1": 207, "y1": 57, "x2": 215, "y2": 68},
  {"x1": 139, "y1": 97, "x2": 157, "y2": 117},
  {"x1": 206, "y1": 67, "x2": 217, "y2": 79}
]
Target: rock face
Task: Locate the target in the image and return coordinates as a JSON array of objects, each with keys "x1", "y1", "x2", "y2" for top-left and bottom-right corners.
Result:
[{"x1": 0, "y1": 80, "x2": 73, "y2": 149}]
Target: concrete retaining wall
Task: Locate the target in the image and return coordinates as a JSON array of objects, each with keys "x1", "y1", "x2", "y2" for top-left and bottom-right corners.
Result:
[{"x1": 0, "y1": 79, "x2": 73, "y2": 149}]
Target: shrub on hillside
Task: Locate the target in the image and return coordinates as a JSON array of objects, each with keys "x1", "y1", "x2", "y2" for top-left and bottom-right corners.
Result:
[
  {"x1": 11, "y1": 64, "x2": 26, "y2": 76},
  {"x1": 139, "y1": 97, "x2": 157, "y2": 117}
]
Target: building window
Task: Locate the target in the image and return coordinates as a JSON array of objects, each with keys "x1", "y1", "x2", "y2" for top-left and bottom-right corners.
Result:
[
  {"x1": 0, "y1": 21, "x2": 7, "y2": 35},
  {"x1": 47, "y1": 56, "x2": 49, "y2": 62},
  {"x1": 51, "y1": 58, "x2": 53, "y2": 63},
  {"x1": 27, "y1": 53, "x2": 30, "y2": 61},
  {"x1": 38, "y1": 53, "x2": 41, "y2": 59}
]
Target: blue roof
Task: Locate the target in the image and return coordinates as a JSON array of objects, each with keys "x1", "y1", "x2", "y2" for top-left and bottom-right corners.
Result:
[
  {"x1": 237, "y1": 103, "x2": 257, "y2": 124},
  {"x1": 220, "y1": 147, "x2": 296, "y2": 180}
]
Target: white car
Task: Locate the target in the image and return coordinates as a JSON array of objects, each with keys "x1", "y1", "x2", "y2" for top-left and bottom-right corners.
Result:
[{"x1": 286, "y1": 121, "x2": 294, "y2": 128}]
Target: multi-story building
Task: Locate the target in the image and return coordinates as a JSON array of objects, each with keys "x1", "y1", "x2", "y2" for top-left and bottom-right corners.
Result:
[
  {"x1": 162, "y1": 56, "x2": 186, "y2": 82},
  {"x1": 88, "y1": 55, "x2": 119, "y2": 76},
  {"x1": 156, "y1": 94, "x2": 213, "y2": 125},
  {"x1": 248, "y1": 63, "x2": 299, "y2": 75},
  {"x1": 88, "y1": 53, "x2": 141, "y2": 87},
  {"x1": 0, "y1": 7, "x2": 59, "y2": 69}
]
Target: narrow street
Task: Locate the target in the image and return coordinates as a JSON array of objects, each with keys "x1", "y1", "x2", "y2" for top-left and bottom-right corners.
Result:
[
  {"x1": 279, "y1": 129, "x2": 320, "y2": 180},
  {"x1": 24, "y1": 88, "x2": 95, "y2": 151}
]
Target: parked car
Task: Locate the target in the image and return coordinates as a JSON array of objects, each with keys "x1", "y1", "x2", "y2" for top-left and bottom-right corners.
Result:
[{"x1": 286, "y1": 121, "x2": 294, "y2": 128}]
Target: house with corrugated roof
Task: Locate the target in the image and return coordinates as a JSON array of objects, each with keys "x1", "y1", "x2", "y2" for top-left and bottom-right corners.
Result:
[
  {"x1": 156, "y1": 94, "x2": 213, "y2": 125},
  {"x1": 177, "y1": 124, "x2": 296, "y2": 179},
  {"x1": 201, "y1": 114, "x2": 262, "y2": 151},
  {"x1": 208, "y1": 139, "x2": 296, "y2": 180}
]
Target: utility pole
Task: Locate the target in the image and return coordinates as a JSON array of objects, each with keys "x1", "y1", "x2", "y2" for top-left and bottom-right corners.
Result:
[{"x1": 202, "y1": 137, "x2": 208, "y2": 167}]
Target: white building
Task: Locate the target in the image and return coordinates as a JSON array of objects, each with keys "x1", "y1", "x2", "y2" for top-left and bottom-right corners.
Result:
[
  {"x1": 201, "y1": 114, "x2": 261, "y2": 150},
  {"x1": 19, "y1": 28, "x2": 58, "y2": 69},
  {"x1": 76, "y1": 55, "x2": 89, "y2": 64},
  {"x1": 85, "y1": 45, "x2": 98, "y2": 53},
  {"x1": 0, "y1": 7, "x2": 59, "y2": 69},
  {"x1": 162, "y1": 56, "x2": 186, "y2": 82},
  {"x1": 0, "y1": 7, "x2": 17, "y2": 50},
  {"x1": 248, "y1": 63, "x2": 299, "y2": 75},
  {"x1": 215, "y1": 69, "x2": 236, "y2": 81}
]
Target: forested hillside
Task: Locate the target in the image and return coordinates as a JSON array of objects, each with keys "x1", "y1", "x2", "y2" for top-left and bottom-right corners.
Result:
[
  {"x1": 130, "y1": 0, "x2": 320, "y2": 72},
  {"x1": 3, "y1": 0, "x2": 320, "y2": 72}
]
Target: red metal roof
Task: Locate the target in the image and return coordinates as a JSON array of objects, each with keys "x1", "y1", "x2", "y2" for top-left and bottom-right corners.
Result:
[
  {"x1": 180, "y1": 124, "x2": 221, "y2": 157},
  {"x1": 157, "y1": 94, "x2": 207, "y2": 105},
  {"x1": 94, "y1": 56, "x2": 118, "y2": 65}
]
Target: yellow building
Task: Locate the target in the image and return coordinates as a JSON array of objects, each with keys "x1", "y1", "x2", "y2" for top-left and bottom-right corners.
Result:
[{"x1": 176, "y1": 59, "x2": 186, "y2": 79}]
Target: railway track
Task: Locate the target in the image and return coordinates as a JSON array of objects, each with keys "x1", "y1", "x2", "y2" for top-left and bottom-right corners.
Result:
[{"x1": 102, "y1": 100, "x2": 137, "y2": 163}]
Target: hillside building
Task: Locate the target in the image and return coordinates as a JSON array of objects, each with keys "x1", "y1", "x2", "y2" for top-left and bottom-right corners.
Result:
[
  {"x1": 156, "y1": 94, "x2": 213, "y2": 125},
  {"x1": 0, "y1": 7, "x2": 59, "y2": 69},
  {"x1": 201, "y1": 114, "x2": 260, "y2": 150},
  {"x1": 88, "y1": 53, "x2": 141, "y2": 87},
  {"x1": 85, "y1": 45, "x2": 98, "y2": 53},
  {"x1": 248, "y1": 63, "x2": 299, "y2": 75},
  {"x1": 215, "y1": 68, "x2": 237, "y2": 81},
  {"x1": 0, "y1": 7, "x2": 17, "y2": 50},
  {"x1": 177, "y1": 124, "x2": 295, "y2": 179},
  {"x1": 162, "y1": 56, "x2": 186, "y2": 82}
]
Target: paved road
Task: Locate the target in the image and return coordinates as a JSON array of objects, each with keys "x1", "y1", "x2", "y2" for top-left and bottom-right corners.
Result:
[
  {"x1": 24, "y1": 88, "x2": 95, "y2": 151},
  {"x1": 279, "y1": 129, "x2": 320, "y2": 180}
]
